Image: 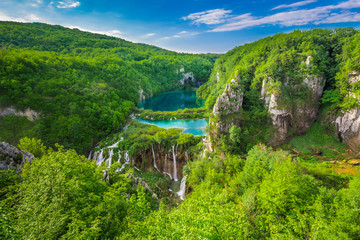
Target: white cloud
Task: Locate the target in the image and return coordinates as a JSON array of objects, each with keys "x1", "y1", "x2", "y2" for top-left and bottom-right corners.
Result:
[
  {"x1": 182, "y1": 8, "x2": 232, "y2": 25},
  {"x1": 57, "y1": 0, "x2": 80, "y2": 9},
  {"x1": 142, "y1": 33, "x2": 155, "y2": 38},
  {"x1": 31, "y1": 0, "x2": 43, "y2": 7},
  {"x1": 318, "y1": 11, "x2": 360, "y2": 23},
  {"x1": 272, "y1": 0, "x2": 317, "y2": 10},
  {"x1": 182, "y1": 0, "x2": 360, "y2": 32},
  {"x1": 0, "y1": 11, "x2": 43, "y2": 22},
  {"x1": 67, "y1": 26, "x2": 123, "y2": 38}
]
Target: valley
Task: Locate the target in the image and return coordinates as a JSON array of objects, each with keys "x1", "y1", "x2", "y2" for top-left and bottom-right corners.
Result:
[{"x1": 1, "y1": 22, "x2": 360, "y2": 239}]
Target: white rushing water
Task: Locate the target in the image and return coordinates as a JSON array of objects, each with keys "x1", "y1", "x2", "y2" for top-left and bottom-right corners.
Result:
[
  {"x1": 106, "y1": 149, "x2": 114, "y2": 168},
  {"x1": 163, "y1": 153, "x2": 172, "y2": 180},
  {"x1": 176, "y1": 175, "x2": 187, "y2": 200},
  {"x1": 95, "y1": 149, "x2": 104, "y2": 166},
  {"x1": 172, "y1": 145, "x2": 178, "y2": 181},
  {"x1": 152, "y1": 145, "x2": 160, "y2": 172},
  {"x1": 117, "y1": 151, "x2": 130, "y2": 172}
]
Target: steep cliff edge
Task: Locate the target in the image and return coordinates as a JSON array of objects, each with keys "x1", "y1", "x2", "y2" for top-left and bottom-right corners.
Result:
[
  {"x1": 0, "y1": 142, "x2": 33, "y2": 171},
  {"x1": 198, "y1": 29, "x2": 359, "y2": 153},
  {"x1": 260, "y1": 59, "x2": 325, "y2": 144},
  {"x1": 334, "y1": 71, "x2": 360, "y2": 153},
  {"x1": 212, "y1": 75, "x2": 243, "y2": 135}
]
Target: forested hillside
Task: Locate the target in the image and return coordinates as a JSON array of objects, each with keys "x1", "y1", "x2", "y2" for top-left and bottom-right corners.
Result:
[
  {"x1": 1, "y1": 26, "x2": 360, "y2": 239},
  {"x1": 0, "y1": 22, "x2": 218, "y2": 153},
  {"x1": 198, "y1": 28, "x2": 360, "y2": 153}
]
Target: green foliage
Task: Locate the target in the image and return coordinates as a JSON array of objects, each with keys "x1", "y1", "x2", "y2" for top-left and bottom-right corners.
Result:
[
  {"x1": 18, "y1": 137, "x2": 47, "y2": 158},
  {"x1": 136, "y1": 107, "x2": 207, "y2": 120},
  {"x1": 0, "y1": 114, "x2": 39, "y2": 146},
  {"x1": 286, "y1": 122, "x2": 347, "y2": 155},
  {"x1": 0, "y1": 21, "x2": 217, "y2": 154}
]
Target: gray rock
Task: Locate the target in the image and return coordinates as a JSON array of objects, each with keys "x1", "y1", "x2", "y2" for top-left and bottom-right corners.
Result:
[
  {"x1": 333, "y1": 71, "x2": 360, "y2": 153},
  {"x1": 261, "y1": 67, "x2": 325, "y2": 144},
  {"x1": 0, "y1": 142, "x2": 33, "y2": 171},
  {"x1": 212, "y1": 76, "x2": 243, "y2": 134}
]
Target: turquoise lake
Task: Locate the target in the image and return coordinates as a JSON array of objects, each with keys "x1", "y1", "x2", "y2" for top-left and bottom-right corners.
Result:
[
  {"x1": 137, "y1": 90, "x2": 204, "y2": 112},
  {"x1": 137, "y1": 90, "x2": 208, "y2": 136},
  {"x1": 137, "y1": 118, "x2": 209, "y2": 136}
]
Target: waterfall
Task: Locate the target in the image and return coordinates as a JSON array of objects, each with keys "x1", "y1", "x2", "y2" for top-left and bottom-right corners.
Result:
[
  {"x1": 117, "y1": 151, "x2": 121, "y2": 163},
  {"x1": 108, "y1": 140, "x2": 120, "y2": 149},
  {"x1": 176, "y1": 175, "x2": 187, "y2": 200},
  {"x1": 96, "y1": 149, "x2": 104, "y2": 166},
  {"x1": 107, "y1": 149, "x2": 114, "y2": 168},
  {"x1": 117, "y1": 151, "x2": 131, "y2": 172},
  {"x1": 185, "y1": 150, "x2": 189, "y2": 163},
  {"x1": 172, "y1": 145, "x2": 178, "y2": 181},
  {"x1": 163, "y1": 153, "x2": 172, "y2": 180},
  {"x1": 88, "y1": 151, "x2": 92, "y2": 160},
  {"x1": 152, "y1": 146, "x2": 160, "y2": 172}
]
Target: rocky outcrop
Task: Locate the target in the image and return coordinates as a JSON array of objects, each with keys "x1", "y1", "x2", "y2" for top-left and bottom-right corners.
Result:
[
  {"x1": 0, "y1": 142, "x2": 33, "y2": 171},
  {"x1": 139, "y1": 88, "x2": 146, "y2": 102},
  {"x1": 332, "y1": 72, "x2": 360, "y2": 153},
  {"x1": 335, "y1": 108, "x2": 360, "y2": 153},
  {"x1": 212, "y1": 76, "x2": 243, "y2": 134},
  {"x1": 261, "y1": 57, "x2": 325, "y2": 144},
  {"x1": 0, "y1": 107, "x2": 40, "y2": 121},
  {"x1": 91, "y1": 143, "x2": 189, "y2": 181},
  {"x1": 180, "y1": 72, "x2": 201, "y2": 87}
]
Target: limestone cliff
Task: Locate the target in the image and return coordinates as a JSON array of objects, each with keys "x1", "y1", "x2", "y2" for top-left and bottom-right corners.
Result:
[
  {"x1": 261, "y1": 57, "x2": 325, "y2": 144},
  {"x1": 91, "y1": 142, "x2": 190, "y2": 181},
  {"x1": 334, "y1": 71, "x2": 360, "y2": 153},
  {"x1": 212, "y1": 75, "x2": 243, "y2": 135},
  {"x1": 0, "y1": 142, "x2": 33, "y2": 171},
  {"x1": 0, "y1": 107, "x2": 40, "y2": 121}
]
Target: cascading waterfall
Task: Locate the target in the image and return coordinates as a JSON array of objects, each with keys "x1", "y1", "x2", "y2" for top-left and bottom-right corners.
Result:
[
  {"x1": 185, "y1": 150, "x2": 189, "y2": 163},
  {"x1": 176, "y1": 175, "x2": 187, "y2": 200},
  {"x1": 163, "y1": 153, "x2": 172, "y2": 180},
  {"x1": 172, "y1": 145, "x2": 178, "y2": 181},
  {"x1": 96, "y1": 149, "x2": 104, "y2": 166},
  {"x1": 117, "y1": 151, "x2": 121, "y2": 163},
  {"x1": 88, "y1": 151, "x2": 92, "y2": 160},
  {"x1": 107, "y1": 149, "x2": 114, "y2": 168},
  {"x1": 118, "y1": 151, "x2": 130, "y2": 172},
  {"x1": 152, "y1": 145, "x2": 160, "y2": 172}
]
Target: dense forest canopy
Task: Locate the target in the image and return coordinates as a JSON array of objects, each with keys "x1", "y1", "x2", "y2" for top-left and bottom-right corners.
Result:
[
  {"x1": 0, "y1": 22, "x2": 219, "y2": 153},
  {"x1": 1, "y1": 25, "x2": 360, "y2": 239}
]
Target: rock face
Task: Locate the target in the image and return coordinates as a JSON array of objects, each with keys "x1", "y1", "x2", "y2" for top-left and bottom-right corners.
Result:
[
  {"x1": 212, "y1": 76, "x2": 243, "y2": 135},
  {"x1": 0, "y1": 107, "x2": 40, "y2": 121},
  {"x1": 334, "y1": 108, "x2": 360, "y2": 153},
  {"x1": 261, "y1": 65, "x2": 325, "y2": 144},
  {"x1": 139, "y1": 88, "x2": 146, "y2": 102},
  {"x1": 180, "y1": 72, "x2": 201, "y2": 87},
  {"x1": 0, "y1": 142, "x2": 33, "y2": 171},
  {"x1": 91, "y1": 143, "x2": 189, "y2": 181},
  {"x1": 333, "y1": 71, "x2": 360, "y2": 153},
  {"x1": 132, "y1": 145, "x2": 188, "y2": 181}
]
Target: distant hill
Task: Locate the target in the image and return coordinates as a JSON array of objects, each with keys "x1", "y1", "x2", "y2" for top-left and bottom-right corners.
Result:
[{"x1": 0, "y1": 21, "x2": 219, "y2": 153}]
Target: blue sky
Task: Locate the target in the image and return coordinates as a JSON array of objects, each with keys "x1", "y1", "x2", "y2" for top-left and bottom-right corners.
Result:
[{"x1": 1, "y1": 0, "x2": 360, "y2": 53}]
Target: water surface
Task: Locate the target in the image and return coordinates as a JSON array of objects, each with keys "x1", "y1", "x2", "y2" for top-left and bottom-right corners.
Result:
[
  {"x1": 137, "y1": 118, "x2": 208, "y2": 136},
  {"x1": 138, "y1": 90, "x2": 204, "y2": 111}
]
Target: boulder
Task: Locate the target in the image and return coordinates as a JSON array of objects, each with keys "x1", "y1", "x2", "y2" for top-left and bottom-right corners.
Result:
[
  {"x1": 0, "y1": 142, "x2": 33, "y2": 171},
  {"x1": 212, "y1": 76, "x2": 243, "y2": 134}
]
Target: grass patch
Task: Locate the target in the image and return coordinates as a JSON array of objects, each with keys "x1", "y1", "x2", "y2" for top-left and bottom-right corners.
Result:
[
  {"x1": 284, "y1": 122, "x2": 347, "y2": 156},
  {"x1": 0, "y1": 114, "x2": 39, "y2": 146},
  {"x1": 136, "y1": 107, "x2": 208, "y2": 120}
]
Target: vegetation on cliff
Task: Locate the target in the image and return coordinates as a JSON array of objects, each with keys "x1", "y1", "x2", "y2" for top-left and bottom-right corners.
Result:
[
  {"x1": 0, "y1": 22, "x2": 218, "y2": 153},
  {"x1": 1, "y1": 26, "x2": 360, "y2": 239}
]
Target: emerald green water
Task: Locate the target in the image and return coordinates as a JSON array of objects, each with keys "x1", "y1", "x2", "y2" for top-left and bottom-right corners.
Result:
[
  {"x1": 137, "y1": 90, "x2": 208, "y2": 135},
  {"x1": 138, "y1": 118, "x2": 208, "y2": 136},
  {"x1": 138, "y1": 90, "x2": 204, "y2": 111}
]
